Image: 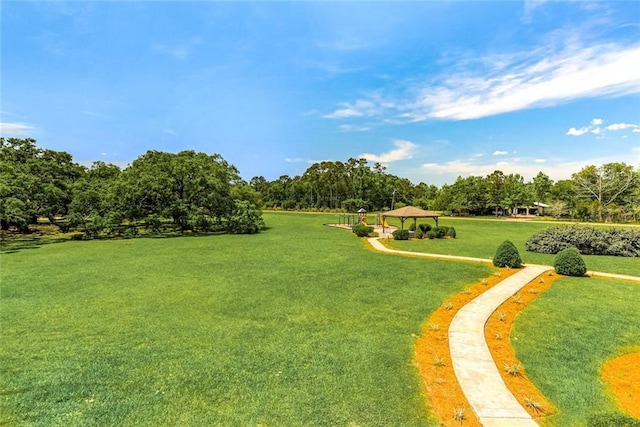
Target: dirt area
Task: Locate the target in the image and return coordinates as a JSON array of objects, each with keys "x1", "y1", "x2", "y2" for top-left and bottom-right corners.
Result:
[
  {"x1": 602, "y1": 352, "x2": 640, "y2": 419},
  {"x1": 414, "y1": 269, "x2": 559, "y2": 426}
]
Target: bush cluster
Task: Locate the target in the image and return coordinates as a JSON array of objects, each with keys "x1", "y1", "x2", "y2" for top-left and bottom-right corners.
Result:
[
  {"x1": 493, "y1": 240, "x2": 523, "y2": 268},
  {"x1": 392, "y1": 229, "x2": 410, "y2": 240},
  {"x1": 526, "y1": 226, "x2": 640, "y2": 257},
  {"x1": 352, "y1": 223, "x2": 374, "y2": 237},
  {"x1": 553, "y1": 247, "x2": 587, "y2": 276}
]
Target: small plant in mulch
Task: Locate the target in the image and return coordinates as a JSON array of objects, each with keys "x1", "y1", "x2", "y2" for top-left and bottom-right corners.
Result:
[
  {"x1": 453, "y1": 406, "x2": 466, "y2": 425},
  {"x1": 498, "y1": 311, "x2": 506, "y2": 322},
  {"x1": 429, "y1": 324, "x2": 440, "y2": 331},
  {"x1": 433, "y1": 355, "x2": 446, "y2": 367},
  {"x1": 443, "y1": 302, "x2": 453, "y2": 310},
  {"x1": 524, "y1": 397, "x2": 545, "y2": 413},
  {"x1": 512, "y1": 294, "x2": 523, "y2": 304},
  {"x1": 504, "y1": 363, "x2": 522, "y2": 376}
]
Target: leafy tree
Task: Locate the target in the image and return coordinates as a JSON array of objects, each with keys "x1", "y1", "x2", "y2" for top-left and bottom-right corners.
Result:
[
  {"x1": 0, "y1": 138, "x2": 82, "y2": 229},
  {"x1": 532, "y1": 171, "x2": 553, "y2": 204},
  {"x1": 486, "y1": 170, "x2": 506, "y2": 216},
  {"x1": 572, "y1": 163, "x2": 637, "y2": 222},
  {"x1": 502, "y1": 173, "x2": 532, "y2": 216}
]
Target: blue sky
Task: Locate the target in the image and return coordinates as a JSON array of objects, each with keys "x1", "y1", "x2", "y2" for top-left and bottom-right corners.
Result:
[{"x1": 2, "y1": 1, "x2": 639, "y2": 186}]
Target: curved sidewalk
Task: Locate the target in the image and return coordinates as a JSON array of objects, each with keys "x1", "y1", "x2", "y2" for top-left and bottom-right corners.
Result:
[
  {"x1": 366, "y1": 236, "x2": 639, "y2": 426},
  {"x1": 367, "y1": 237, "x2": 548, "y2": 426},
  {"x1": 449, "y1": 265, "x2": 549, "y2": 426}
]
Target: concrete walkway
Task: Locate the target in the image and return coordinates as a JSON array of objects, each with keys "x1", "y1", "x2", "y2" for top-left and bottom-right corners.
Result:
[
  {"x1": 364, "y1": 235, "x2": 640, "y2": 426},
  {"x1": 449, "y1": 265, "x2": 549, "y2": 426},
  {"x1": 367, "y1": 237, "x2": 548, "y2": 425}
]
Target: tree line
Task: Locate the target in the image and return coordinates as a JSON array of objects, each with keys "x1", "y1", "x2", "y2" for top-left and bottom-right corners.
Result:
[
  {"x1": 0, "y1": 138, "x2": 264, "y2": 235},
  {"x1": 249, "y1": 159, "x2": 639, "y2": 223},
  {"x1": 2, "y1": 138, "x2": 638, "y2": 235}
]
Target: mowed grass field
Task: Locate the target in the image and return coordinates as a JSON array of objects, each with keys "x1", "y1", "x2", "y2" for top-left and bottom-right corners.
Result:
[
  {"x1": 383, "y1": 216, "x2": 640, "y2": 276},
  {"x1": 1, "y1": 212, "x2": 493, "y2": 426},
  {"x1": 514, "y1": 277, "x2": 640, "y2": 426}
]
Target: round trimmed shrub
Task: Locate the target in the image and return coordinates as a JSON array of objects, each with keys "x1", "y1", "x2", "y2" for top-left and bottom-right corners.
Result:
[
  {"x1": 352, "y1": 223, "x2": 373, "y2": 237},
  {"x1": 433, "y1": 226, "x2": 447, "y2": 238},
  {"x1": 493, "y1": 240, "x2": 523, "y2": 268},
  {"x1": 415, "y1": 229, "x2": 424, "y2": 239},
  {"x1": 554, "y1": 247, "x2": 587, "y2": 276},
  {"x1": 446, "y1": 226, "x2": 457, "y2": 238},
  {"x1": 426, "y1": 230, "x2": 436, "y2": 239},
  {"x1": 392, "y1": 229, "x2": 410, "y2": 240}
]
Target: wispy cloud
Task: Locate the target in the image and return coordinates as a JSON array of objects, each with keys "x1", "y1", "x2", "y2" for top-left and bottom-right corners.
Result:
[
  {"x1": 606, "y1": 122, "x2": 639, "y2": 131},
  {"x1": 338, "y1": 124, "x2": 371, "y2": 132},
  {"x1": 360, "y1": 140, "x2": 417, "y2": 163},
  {"x1": 153, "y1": 38, "x2": 201, "y2": 60},
  {"x1": 567, "y1": 118, "x2": 639, "y2": 136},
  {"x1": 323, "y1": 39, "x2": 640, "y2": 122},
  {"x1": 0, "y1": 122, "x2": 34, "y2": 136},
  {"x1": 493, "y1": 150, "x2": 508, "y2": 155}
]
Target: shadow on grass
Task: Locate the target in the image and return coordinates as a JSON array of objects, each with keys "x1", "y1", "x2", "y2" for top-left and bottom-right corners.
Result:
[{"x1": 1, "y1": 227, "x2": 269, "y2": 253}]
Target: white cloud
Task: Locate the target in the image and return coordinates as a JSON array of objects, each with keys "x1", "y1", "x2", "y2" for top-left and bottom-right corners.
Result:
[
  {"x1": 162, "y1": 129, "x2": 177, "y2": 136},
  {"x1": 632, "y1": 146, "x2": 640, "y2": 152},
  {"x1": 567, "y1": 127, "x2": 589, "y2": 136},
  {"x1": 324, "y1": 39, "x2": 640, "y2": 122},
  {"x1": 633, "y1": 128, "x2": 640, "y2": 133},
  {"x1": 493, "y1": 150, "x2": 508, "y2": 155},
  {"x1": 534, "y1": 158, "x2": 547, "y2": 163},
  {"x1": 497, "y1": 161, "x2": 509, "y2": 166},
  {"x1": 591, "y1": 127, "x2": 601, "y2": 135},
  {"x1": 0, "y1": 122, "x2": 34, "y2": 136},
  {"x1": 606, "y1": 122, "x2": 638, "y2": 131},
  {"x1": 590, "y1": 118, "x2": 603, "y2": 125},
  {"x1": 338, "y1": 124, "x2": 371, "y2": 132},
  {"x1": 284, "y1": 157, "x2": 308, "y2": 163},
  {"x1": 360, "y1": 140, "x2": 417, "y2": 163},
  {"x1": 410, "y1": 43, "x2": 640, "y2": 121}
]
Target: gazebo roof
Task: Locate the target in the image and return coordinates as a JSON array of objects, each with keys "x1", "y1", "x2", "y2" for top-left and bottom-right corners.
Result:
[{"x1": 382, "y1": 206, "x2": 439, "y2": 218}]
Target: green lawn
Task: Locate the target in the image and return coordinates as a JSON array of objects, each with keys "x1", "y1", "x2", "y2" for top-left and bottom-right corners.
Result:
[
  {"x1": 1, "y1": 212, "x2": 493, "y2": 426},
  {"x1": 512, "y1": 277, "x2": 640, "y2": 426},
  {"x1": 383, "y1": 217, "x2": 639, "y2": 276}
]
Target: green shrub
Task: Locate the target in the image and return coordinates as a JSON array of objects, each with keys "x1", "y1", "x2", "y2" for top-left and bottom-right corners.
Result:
[
  {"x1": 426, "y1": 231, "x2": 436, "y2": 239},
  {"x1": 352, "y1": 223, "x2": 371, "y2": 237},
  {"x1": 408, "y1": 223, "x2": 416, "y2": 231},
  {"x1": 554, "y1": 247, "x2": 587, "y2": 276},
  {"x1": 415, "y1": 229, "x2": 424, "y2": 239},
  {"x1": 587, "y1": 413, "x2": 640, "y2": 427},
  {"x1": 446, "y1": 226, "x2": 457, "y2": 238},
  {"x1": 227, "y1": 200, "x2": 265, "y2": 234},
  {"x1": 493, "y1": 240, "x2": 523, "y2": 268},
  {"x1": 392, "y1": 229, "x2": 410, "y2": 240},
  {"x1": 526, "y1": 226, "x2": 639, "y2": 257},
  {"x1": 418, "y1": 223, "x2": 431, "y2": 234},
  {"x1": 430, "y1": 226, "x2": 445, "y2": 238}
]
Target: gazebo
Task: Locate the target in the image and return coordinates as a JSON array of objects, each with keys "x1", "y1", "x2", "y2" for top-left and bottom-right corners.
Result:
[{"x1": 382, "y1": 206, "x2": 439, "y2": 230}]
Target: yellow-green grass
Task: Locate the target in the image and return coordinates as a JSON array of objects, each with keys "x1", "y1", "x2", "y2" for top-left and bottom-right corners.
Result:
[
  {"x1": 383, "y1": 217, "x2": 639, "y2": 276},
  {"x1": 1, "y1": 212, "x2": 493, "y2": 426},
  {"x1": 512, "y1": 277, "x2": 640, "y2": 426}
]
